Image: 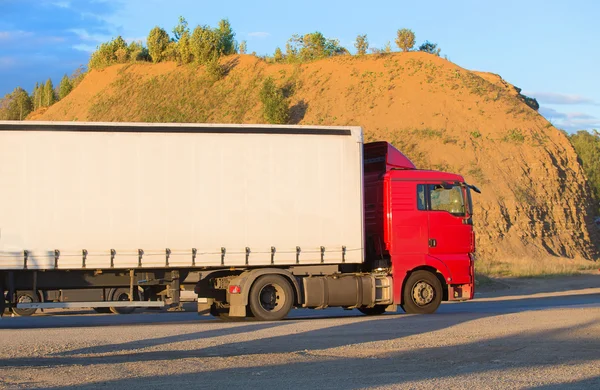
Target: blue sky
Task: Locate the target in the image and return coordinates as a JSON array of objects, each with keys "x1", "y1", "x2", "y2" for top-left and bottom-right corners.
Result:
[{"x1": 0, "y1": 0, "x2": 598, "y2": 132}]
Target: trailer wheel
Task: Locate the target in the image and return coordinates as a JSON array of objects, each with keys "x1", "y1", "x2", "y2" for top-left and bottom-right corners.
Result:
[
  {"x1": 109, "y1": 288, "x2": 138, "y2": 315},
  {"x1": 401, "y1": 271, "x2": 442, "y2": 314},
  {"x1": 11, "y1": 290, "x2": 39, "y2": 317},
  {"x1": 248, "y1": 275, "x2": 293, "y2": 321},
  {"x1": 358, "y1": 305, "x2": 388, "y2": 316}
]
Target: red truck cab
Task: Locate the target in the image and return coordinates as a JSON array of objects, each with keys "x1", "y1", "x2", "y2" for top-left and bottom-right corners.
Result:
[{"x1": 364, "y1": 142, "x2": 476, "y2": 313}]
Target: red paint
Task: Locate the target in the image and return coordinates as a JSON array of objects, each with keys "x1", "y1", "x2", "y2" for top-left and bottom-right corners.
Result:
[{"x1": 364, "y1": 142, "x2": 475, "y2": 304}]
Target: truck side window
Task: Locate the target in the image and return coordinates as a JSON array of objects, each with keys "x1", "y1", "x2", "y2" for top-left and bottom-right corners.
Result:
[
  {"x1": 417, "y1": 184, "x2": 426, "y2": 210},
  {"x1": 429, "y1": 184, "x2": 466, "y2": 216}
]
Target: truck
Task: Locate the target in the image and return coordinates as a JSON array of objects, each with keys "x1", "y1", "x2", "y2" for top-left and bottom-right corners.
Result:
[{"x1": 0, "y1": 121, "x2": 478, "y2": 320}]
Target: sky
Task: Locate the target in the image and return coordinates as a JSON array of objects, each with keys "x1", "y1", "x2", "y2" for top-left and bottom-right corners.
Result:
[{"x1": 0, "y1": 0, "x2": 598, "y2": 132}]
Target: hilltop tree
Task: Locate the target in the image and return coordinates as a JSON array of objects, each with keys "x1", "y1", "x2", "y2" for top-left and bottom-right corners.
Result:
[
  {"x1": 287, "y1": 32, "x2": 348, "y2": 62},
  {"x1": 0, "y1": 87, "x2": 33, "y2": 120},
  {"x1": 190, "y1": 25, "x2": 221, "y2": 64},
  {"x1": 32, "y1": 82, "x2": 42, "y2": 110},
  {"x1": 43, "y1": 78, "x2": 56, "y2": 107},
  {"x1": 88, "y1": 36, "x2": 135, "y2": 69},
  {"x1": 285, "y1": 41, "x2": 297, "y2": 63},
  {"x1": 239, "y1": 40, "x2": 247, "y2": 54},
  {"x1": 273, "y1": 47, "x2": 283, "y2": 62},
  {"x1": 384, "y1": 41, "x2": 392, "y2": 54},
  {"x1": 147, "y1": 27, "x2": 171, "y2": 63},
  {"x1": 354, "y1": 34, "x2": 368, "y2": 55},
  {"x1": 216, "y1": 19, "x2": 236, "y2": 55},
  {"x1": 419, "y1": 41, "x2": 441, "y2": 56},
  {"x1": 172, "y1": 16, "x2": 189, "y2": 42},
  {"x1": 128, "y1": 41, "x2": 150, "y2": 62},
  {"x1": 395, "y1": 28, "x2": 416, "y2": 52},
  {"x1": 58, "y1": 74, "x2": 73, "y2": 100}
]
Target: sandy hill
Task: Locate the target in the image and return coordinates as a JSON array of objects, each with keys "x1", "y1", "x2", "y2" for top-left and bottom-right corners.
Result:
[{"x1": 30, "y1": 52, "x2": 600, "y2": 267}]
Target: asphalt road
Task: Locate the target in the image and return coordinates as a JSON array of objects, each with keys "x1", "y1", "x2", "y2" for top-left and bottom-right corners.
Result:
[{"x1": 1, "y1": 275, "x2": 599, "y2": 389}]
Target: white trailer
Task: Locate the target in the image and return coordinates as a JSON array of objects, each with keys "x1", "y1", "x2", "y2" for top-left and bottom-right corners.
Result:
[{"x1": 1, "y1": 121, "x2": 371, "y2": 318}]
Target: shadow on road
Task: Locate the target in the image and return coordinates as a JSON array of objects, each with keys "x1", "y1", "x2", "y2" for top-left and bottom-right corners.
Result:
[
  {"x1": 19, "y1": 315, "x2": 600, "y2": 389},
  {"x1": 0, "y1": 291, "x2": 598, "y2": 382}
]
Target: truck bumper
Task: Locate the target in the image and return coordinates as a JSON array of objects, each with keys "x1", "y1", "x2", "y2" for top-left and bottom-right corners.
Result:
[{"x1": 448, "y1": 283, "x2": 474, "y2": 301}]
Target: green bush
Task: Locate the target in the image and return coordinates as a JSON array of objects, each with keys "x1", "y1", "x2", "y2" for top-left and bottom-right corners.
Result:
[
  {"x1": 570, "y1": 130, "x2": 600, "y2": 212},
  {"x1": 286, "y1": 32, "x2": 348, "y2": 62},
  {"x1": 395, "y1": 28, "x2": 416, "y2": 52},
  {"x1": 418, "y1": 41, "x2": 440, "y2": 56},
  {"x1": 260, "y1": 77, "x2": 290, "y2": 124},
  {"x1": 354, "y1": 34, "x2": 368, "y2": 55},
  {"x1": 147, "y1": 27, "x2": 171, "y2": 63},
  {"x1": 191, "y1": 25, "x2": 221, "y2": 64}
]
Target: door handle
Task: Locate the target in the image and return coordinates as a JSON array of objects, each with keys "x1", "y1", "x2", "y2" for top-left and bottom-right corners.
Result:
[{"x1": 428, "y1": 238, "x2": 437, "y2": 248}]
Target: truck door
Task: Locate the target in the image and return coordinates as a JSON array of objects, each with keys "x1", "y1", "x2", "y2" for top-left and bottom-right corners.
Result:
[
  {"x1": 425, "y1": 183, "x2": 472, "y2": 255},
  {"x1": 390, "y1": 181, "x2": 429, "y2": 256}
]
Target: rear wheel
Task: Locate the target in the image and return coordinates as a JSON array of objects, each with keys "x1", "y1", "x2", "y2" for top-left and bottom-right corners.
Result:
[
  {"x1": 401, "y1": 271, "x2": 442, "y2": 314},
  {"x1": 248, "y1": 275, "x2": 293, "y2": 321},
  {"x1": 358, "y1": 305, "x2": 388, "y2": 316},
  {"x1": 93, "y1": 307, "x2": 111, "y2": 314},
  {"x1": 109, "y1": 288, "x2": 138, "y2": 315},
  {"x1": 11, "y1": 290, "x2": 39, "y2": 317}
]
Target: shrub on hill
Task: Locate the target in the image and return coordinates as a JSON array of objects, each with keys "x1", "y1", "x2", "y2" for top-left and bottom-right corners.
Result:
[
  {"x1": 419, "y1": 41, "x2": 441, "y2": 56},
  {"x1": 259, "y1": 77, "x2": 290, "y2": 124},
  {"x1": 570, "y1": 130, "x2": 600, "y2": 213},
  {"x1": 286, "y1": 32, "x2": 348, "y2": 62}
]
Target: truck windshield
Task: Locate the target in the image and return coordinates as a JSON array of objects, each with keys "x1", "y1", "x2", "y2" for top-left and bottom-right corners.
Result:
[{"x1": 429, "y1": 184, "x2": 466, "y2": 217}]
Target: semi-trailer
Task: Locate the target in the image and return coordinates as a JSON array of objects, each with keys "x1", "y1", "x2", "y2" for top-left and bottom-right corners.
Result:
[{"x1": 0, "y1": 121, "x2": 478, "y2": 320}]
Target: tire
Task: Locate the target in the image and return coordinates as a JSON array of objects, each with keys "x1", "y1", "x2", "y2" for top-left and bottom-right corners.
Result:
[
  {"x1": 401, "y1": 270, "x2": 443, "y2": 314},
  {"x1": 109, "y1": 288, "x2": 138, "y2": 315},
  {"x1": 358, "y1": 305, "x2": 388, "y2": 316},
  {"x1": 11, "y1": 290, "x2": 39, "y2": 317},
  {"x1": 93, "y1": 307, "x2": 111, "y2": 314},
  {"x1": 248, "y1": 274, "x2": 293, "y2": 321}
]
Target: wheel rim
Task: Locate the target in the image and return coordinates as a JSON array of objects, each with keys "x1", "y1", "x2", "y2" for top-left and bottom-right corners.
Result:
[
  {"x1": 412, "y1": 281, "x2": 435, "y2": 306},
  {"x1": 18, "y1": 295, "x2": 33, "y2": 304},
  {"x1": 116, "y1": 292, "x2": 130, "y2": 301},
  {"x1": 258, "y1": 284, "x2": 285, "y2": 312}
]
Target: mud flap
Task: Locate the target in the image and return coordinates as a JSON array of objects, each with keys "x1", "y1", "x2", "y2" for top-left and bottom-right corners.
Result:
[{"x1": 197, "y1": 297, "x2": 213, "y2": 316}]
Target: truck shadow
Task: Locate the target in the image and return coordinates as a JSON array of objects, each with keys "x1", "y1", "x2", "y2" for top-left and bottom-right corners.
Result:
[
  {"x1": 0, "y1": 291, "x2": 597, "y2": 373},
  {"x1": 24, "y1": 316, "x2": 600, "y2": 389}
]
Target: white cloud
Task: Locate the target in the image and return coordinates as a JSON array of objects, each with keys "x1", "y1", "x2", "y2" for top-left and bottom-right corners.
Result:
[
  {"x1": 51, "y1": 1, "x2": 71, "y2": 8},
  {"x1": 525, "y1": 91, "x2": 598, "y2": 105},
  {"x1": 248, "y1": 32, "x2": 270, "y2": 38},
  {"x1": 72, "y1": 43, "x2": 97, "y2": 52},
  {"x1": 540, "y1": 106, "x2": 600, "y2": 132},
  {"x1": 0, "y1": 56, "x2": 17, "y2": 68},
  {"x1": 0, "y1": 30, "x2": 34, "y2": 41},
  {"x1": 68, "y1": 28, "x2": 111, "y2": 43}
]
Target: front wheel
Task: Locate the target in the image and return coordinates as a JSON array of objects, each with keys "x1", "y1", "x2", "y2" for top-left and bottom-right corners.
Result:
[
  {"x1": 401, "y1": 271, "x2": 442, "y2": 314},
  {"x1": 248, "y1": 275, "x2": 293, "y2": 321}
]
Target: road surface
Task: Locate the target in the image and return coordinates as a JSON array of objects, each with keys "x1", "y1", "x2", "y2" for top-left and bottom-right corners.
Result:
[{"x1": 1, "y1": 275, "x2": 599, "y2": 389}]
